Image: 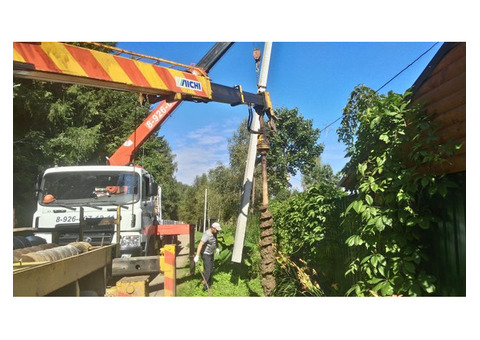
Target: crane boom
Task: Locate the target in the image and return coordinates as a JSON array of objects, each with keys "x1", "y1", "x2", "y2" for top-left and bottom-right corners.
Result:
[
  {"x1": 107, "y1": 42, "x2": 234, "y2": 166},
  {"x1": 13, "y1": 42, "x2": 269, "y2": 110},
  {"x1": 108, "y1": 100, "x2": 182, "y2": 165}
]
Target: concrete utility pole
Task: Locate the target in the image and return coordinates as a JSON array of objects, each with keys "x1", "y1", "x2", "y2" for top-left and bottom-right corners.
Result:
[{"x1": 232, "y1": 42, "x2": 273, "y2": 263}]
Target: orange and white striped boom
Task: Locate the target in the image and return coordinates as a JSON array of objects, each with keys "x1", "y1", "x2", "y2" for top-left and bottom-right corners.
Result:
[{"x1": 13, "y1": 42, "x2": 212, "y2": 101}]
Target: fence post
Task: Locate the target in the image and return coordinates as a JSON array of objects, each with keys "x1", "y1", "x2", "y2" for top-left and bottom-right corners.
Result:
[{"x1": 164, "y1": 244, "x2": 176, "y2": 297}]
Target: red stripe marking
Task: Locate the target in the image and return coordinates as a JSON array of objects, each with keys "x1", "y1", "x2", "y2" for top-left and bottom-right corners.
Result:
[
  {"x1": 63, "y1": 44, "x2": 113, "y2": 81},
  {"x1": 14, "y1": 43, "x2": 62, "y2": 73},
  {"x1": 153, "y1": 66, "x2": 179, "y2": 92},
  {"x1": 165, "y1": 248, "x2": 175, "y2": 264},
  {"x1": 165, "y1": 277, "x2": 174, "y2": 287},
  {"x1": 114, "y1": 56, "x2": 151, "y2": 87}
]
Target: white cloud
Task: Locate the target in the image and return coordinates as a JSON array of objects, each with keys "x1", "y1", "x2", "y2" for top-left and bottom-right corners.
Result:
[
  {"x1": 185, "y1": 127, "x2": 226, "y2": 146},
  {"x1": 173, "y1": 124, "x2": 233, "y2": 184}
]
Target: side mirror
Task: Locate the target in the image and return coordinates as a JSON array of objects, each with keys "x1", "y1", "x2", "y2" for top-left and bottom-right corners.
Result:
[
  {"x1": 148, "y1": 182, "x2": 158, "y2": 197},
  {"x1": 34, "y1": 172, "x2": 43, "y2": 199}
]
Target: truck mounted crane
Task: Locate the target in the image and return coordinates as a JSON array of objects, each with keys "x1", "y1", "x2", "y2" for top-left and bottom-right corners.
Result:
[{"x1": 13, "y1": 42, "x2": 275, "y2": 260}]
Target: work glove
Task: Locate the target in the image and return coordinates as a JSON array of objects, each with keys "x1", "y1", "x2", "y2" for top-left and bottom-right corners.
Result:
[
  {"x1": 194, "y1": 255, "x2": 199, "y2": 263},
  {"x1": 215, "y1": 248, "x2": 220, "y2": 255}
]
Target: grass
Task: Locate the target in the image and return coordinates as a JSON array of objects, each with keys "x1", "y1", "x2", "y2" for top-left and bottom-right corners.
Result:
[{"x1": 177, "y1": 270, "x2": 264, "y2": 297}]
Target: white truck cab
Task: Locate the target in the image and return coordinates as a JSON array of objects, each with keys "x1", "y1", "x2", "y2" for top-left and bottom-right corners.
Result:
[{"x1": 32, "y1": 165, "x2": 159, "y2": 257}]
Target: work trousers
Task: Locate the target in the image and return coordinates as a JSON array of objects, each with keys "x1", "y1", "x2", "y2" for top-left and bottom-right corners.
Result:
[{"x1": 202, "y1": 253, "x2": 214, "y2": 286}]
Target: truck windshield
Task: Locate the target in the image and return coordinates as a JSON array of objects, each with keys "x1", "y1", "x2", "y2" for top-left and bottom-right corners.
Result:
[{"x1": 40, "y1": 171, "x2": 140, "y2": 206}]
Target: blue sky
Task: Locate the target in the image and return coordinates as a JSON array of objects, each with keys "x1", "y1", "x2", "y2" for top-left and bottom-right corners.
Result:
[{"x1": 118, "y1": 42, "x2": 442, "y2": 188}]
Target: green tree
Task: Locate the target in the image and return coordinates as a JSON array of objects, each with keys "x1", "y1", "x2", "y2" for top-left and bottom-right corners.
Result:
[
  {"x1": 266, "y1": 107, "x2": 324, "y2": 198},
  {"x1": 301, "y1": 156, "x2": 340, "y2": 189},
  {"x1": 136, "y1": 136, "x2": 179, "y2": 220},
  {"x1": 178, "y1": 174, "x2": 209, "y2": 226},
  {"x1": 207, "y1": 163, "x2": 240, "y2": 223}
]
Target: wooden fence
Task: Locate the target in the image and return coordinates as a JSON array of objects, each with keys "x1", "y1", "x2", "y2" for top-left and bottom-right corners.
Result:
[
  {"x1": 421, "y1": 171, "x2": 466, "y2": 296},
  {"x1": 322, "y1": 171, "x2": 466, "y2": 296}
]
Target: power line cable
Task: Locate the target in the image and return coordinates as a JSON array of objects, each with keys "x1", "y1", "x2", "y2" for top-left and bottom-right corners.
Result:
[
  {"x1": 319, "y1": 116, "x2": 343, "y2": 134},
  {"x1": 375, "y1": 42, "x2": 439, "y2": 93},
  {"x1": 319, "y1": 42, "x2": 440, "y2": 135}
]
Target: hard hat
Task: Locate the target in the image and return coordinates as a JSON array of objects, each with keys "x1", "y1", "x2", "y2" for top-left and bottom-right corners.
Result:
[
  {"x1": 43, "y1": 194, "x2": 55, "y2": 203},
  {"x1": 212, "y1": 222, "x2": 222, "y2": 231}
]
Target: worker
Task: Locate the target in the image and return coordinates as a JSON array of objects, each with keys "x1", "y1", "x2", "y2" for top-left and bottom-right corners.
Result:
[{"x1": 194, "y1": 222, "x2": 222, "y2": 290}]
